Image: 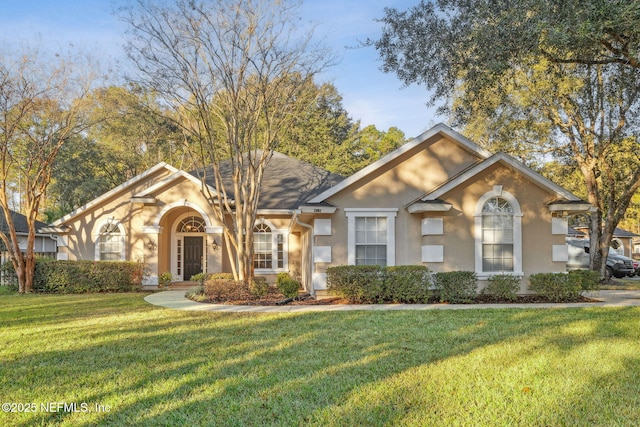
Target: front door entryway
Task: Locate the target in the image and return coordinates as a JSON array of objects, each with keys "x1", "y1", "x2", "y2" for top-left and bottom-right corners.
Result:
[{"x1": 184, "y1": 236, "x2": 203, "y2": 280}]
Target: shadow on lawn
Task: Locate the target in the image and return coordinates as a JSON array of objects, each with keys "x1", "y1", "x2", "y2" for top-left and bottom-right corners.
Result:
[{"x1": 1, "y1": 295, "x2": 640, "y2": 426}]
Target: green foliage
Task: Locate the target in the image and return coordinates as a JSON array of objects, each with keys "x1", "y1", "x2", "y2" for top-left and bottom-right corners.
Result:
[
  {"x1": 190, "y1": 272, "x2": 208, "y2": 286},
  {"x1": 249, "y1": 278, "x2": 269, "y2": 299},
  {"x1": 3, "y1": 294, "x2": 640, "y2": 426},
  {"x1": 528, "y1": 273, "x2": 584, "y2": 302},
  {"x1": 568, "y1": 269, "x2": 601, "y2": 292},
  {"x1": 21, "y1": 259, "x2": 144, "y2": 293},
  {"x1": 383, "y1": 266, "x2": 432, "y2": 303},
  {"x1": 208, "y1": 273, "x2": 235, "y2": 281},
  {"x1": 482, "y1": 274, "x2": 521, "y2": 302},
  {"x1": 326, "y1": 265, "x2": 432, "y2": 304},
  {"x1": 276, "y1": 272, "x2": 300, "y2": 299},
  {"x1": 185, "y1": 285, "x2": 207, "y2": 302},
  {"x1": 158, "y1": 272, "x2": 173, "y2": 288},
  {"x1": 433, "y1": 271, "x2": 478, "y2": 304},
  {"x1": 326, "y1": 265, "x2": 386, "y2": 304}
]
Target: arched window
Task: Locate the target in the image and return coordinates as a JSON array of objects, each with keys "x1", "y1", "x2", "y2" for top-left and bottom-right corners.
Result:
[
  {"x1": 481, "y1": 197, "x2": 514, "y2": 272},
  {"x1": 177, "y1": 216, "x2": 205, "y2": 233},
  {"x1": 98, "y1": 223, "x2": 124, "y2": 261},
  {"x1": 254, "y1": 223, "x2": 273, "y2": 269},
  {"x1": 474, "y1": 189, "x2": 523, "y2": 277},
  {"x1": 253, "y1": 220, "x2": 287, "y2": 271}
]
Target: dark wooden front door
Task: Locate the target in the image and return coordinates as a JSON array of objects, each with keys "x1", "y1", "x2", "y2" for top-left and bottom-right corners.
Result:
[{"x1": 184, "y1": 236, "x2": 203, "y2": 280}]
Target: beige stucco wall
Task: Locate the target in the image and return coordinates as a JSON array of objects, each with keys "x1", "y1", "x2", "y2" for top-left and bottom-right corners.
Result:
[
  {"x1": 312, "y1": 136, "x2": 569, "y2": 294},
  {"x1": 322, "y1": 135, "x2": 484, "y2": 270},
  {"x1": 57, "y1": 166, "x2": 297, "y2": 285}
]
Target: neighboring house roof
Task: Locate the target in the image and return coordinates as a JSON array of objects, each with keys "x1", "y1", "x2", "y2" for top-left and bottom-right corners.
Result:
[
  {"x1": 0, "y1": 209, "x2": 50, "y2": 235},
  {"x1": 307, "y1": 123, "x2": 492, "y2": 204},
  {"x1": 612, "y1": 227, "x2": 639, "y2": 238},
  {"x1": 573, "y1": 226, "x2": 639, "y2": 238},
  {"x1": 193, "y1": 151, "x2": 345, "y2": 210}
]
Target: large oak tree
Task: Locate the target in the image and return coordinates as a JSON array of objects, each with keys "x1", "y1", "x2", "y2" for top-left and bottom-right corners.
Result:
[{"x1": 371, "y1": 0, "x2": 640, "y2": 276}]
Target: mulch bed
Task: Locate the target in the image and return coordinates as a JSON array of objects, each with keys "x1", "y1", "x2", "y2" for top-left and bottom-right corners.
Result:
[{"x1": 192, "y1": 284, "x2": 599, "y2": 306}]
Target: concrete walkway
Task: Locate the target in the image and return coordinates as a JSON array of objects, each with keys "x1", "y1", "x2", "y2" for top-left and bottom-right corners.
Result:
[{"x1": 144, "y1": 289, "x2": 640, "y2": 313}]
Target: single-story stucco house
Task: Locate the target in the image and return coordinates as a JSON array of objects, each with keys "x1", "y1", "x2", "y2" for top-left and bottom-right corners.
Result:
[{"x1": 50, "y1": 123, "x2": 590, "y2": 295}]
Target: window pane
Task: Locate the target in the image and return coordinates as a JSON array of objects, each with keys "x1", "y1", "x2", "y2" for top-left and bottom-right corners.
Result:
[{"x1": 481, "y1": 197, "x2": 514, "y2": 272}]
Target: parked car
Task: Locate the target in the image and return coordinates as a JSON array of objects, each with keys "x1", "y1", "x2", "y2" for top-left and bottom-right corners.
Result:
[{"x1": 566, "y1": 238, "x2": 636, "y2": 279}]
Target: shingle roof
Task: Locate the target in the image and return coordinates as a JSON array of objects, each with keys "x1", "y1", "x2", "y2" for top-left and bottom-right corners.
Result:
[
  {"x1": 192, "y1": 151, "x2": 345, "y2": 210},
  {"x1": 0, "y1": 209, "x2": 49, "y2": 234}
]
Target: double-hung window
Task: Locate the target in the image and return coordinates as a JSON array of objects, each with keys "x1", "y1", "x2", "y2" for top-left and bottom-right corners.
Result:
[
  {"x1": 355, "y1": 217, "x2": 388, "y2": 265},
  {"x1": 346, "y1": 209, "x2": 397, "y2": 266}
]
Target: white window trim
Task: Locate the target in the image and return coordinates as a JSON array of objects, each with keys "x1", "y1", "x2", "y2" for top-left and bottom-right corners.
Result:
[
  {"x1": 345, "y1": 209, "x2": 397, "y2": 266},
  {"x1": 253, "y1": 218, "x2": 289, "y2": 274},
  {"x1": 94, "y1": 220, "x2": 126, "y2": 261},
  {"x1": 474, "y1": 190, "x2": 523, "y2": 279}
]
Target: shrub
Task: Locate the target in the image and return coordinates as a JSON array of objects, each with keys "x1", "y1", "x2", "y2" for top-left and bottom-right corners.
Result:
[
  {"x1": 158, "y1": 272, "x2": 173, "y2": 288},
  {"x1": 276, "y1": 272, "x2": 300, "y2": 299},
  {"x1": 190, "y1": 272, "x2": 208, "y2": 286},
  {"x1": 433, "y1": 271, "x2": 477, "y2": 303},
  {"x1": 326, "y1": 265, "x2": 385, "y2": 303},
  {"x1": 384, "y1": 266, "x2": 432, "y2": 303},
  {"x1": 204, "y1": 277, "x2": 246, "y2": 302},
  {"x1": 250, "y1": 277, "x2": 269, "y2": 299},
  {"x1": 31, "y1": 259, "x2": 142, "y2": 293},
  {"x1": 568, "y1": 269, "x2": 601, "y2": 292},
  {"x1": 528, "y1": 273, "x2": 583, "y2": 302},
  {"x1": 185, "y1": 285, "x2": 207, "y2": 302},
  {"x1": 482, "y1": 274, "x2": 521, "y2": 301}
]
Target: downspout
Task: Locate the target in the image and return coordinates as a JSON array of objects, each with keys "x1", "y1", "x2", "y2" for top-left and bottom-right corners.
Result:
[{"x1": 293, "y1": 210, "x2": 315, "y2": 296}]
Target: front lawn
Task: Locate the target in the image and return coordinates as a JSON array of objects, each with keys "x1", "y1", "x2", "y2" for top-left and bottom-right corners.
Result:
[
  {"x1": 601, "y1": 278, "x2": 640, "y2": 290},
  {"x1": 1, "y1": 293, "x2": 640, "y2": 426}
]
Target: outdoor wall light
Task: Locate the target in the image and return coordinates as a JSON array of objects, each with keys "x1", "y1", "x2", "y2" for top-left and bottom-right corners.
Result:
[
  {"x1": 211, "y1": 238, "x2": 220, "y2": 251},
  {"x1": 147, "y1": 239, "x2": 157, "y2": 251}
]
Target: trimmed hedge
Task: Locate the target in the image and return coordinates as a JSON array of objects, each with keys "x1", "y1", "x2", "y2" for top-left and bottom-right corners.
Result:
[
  {"x1": 528, "y1": 271, "x2": 598, "y2": 302},
  {"x1": 528, "y1": 273, "x2": 578, "y2": 302},
  {"x1": 2, "y1": 259, "x2": 143, "y2": 293},
  {"x1": 433, "y1": 271, "x2": 478, "y2": 303},
  {"x1": 326, "y1": 265, "x2": 432, "y2": 304},
  {"x1": 481, "y1": 274, "x2": 521, "y2": 302},
  {"x1": 326, "y1": 265, "x2": 386, "y2": 303},
  {"x1": 384, "y1": 266, "x2": 432, "y2": 303},
  {"x1": 31, "y1": 259, "x2": 142, "y2": 293}
]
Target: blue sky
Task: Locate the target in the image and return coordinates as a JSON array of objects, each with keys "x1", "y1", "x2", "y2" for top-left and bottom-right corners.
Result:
[{"x1": 0, "y1": 0, "x2": 441, "y2": 138}]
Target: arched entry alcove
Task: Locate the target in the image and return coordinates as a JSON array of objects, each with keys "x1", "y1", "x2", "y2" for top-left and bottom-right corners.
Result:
[{"x1": 150, "y1": 200, "x2": 223, "y2": 282}]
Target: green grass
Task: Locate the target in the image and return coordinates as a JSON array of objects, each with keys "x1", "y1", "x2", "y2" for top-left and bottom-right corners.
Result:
[{"x1": 1, "y1": 293, "x2": 640, "y2": 426}]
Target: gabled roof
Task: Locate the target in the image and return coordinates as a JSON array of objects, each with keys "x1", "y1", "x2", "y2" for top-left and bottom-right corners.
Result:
[
  {"x1": 307, "y1": 123, "x2": 492, "y2": 204},
  {"x1": 52, "y1": 162, "x2": 178, "y2": 226},
  {"x1": 194, "y1": 151, "x2": 344, "y2": 210},
  {"x1": 133, "y1": 170, "x2": 217, "y2": 199},
  {"x1": 417, "y1": 152, "x2": 584, "y2": 203}
]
